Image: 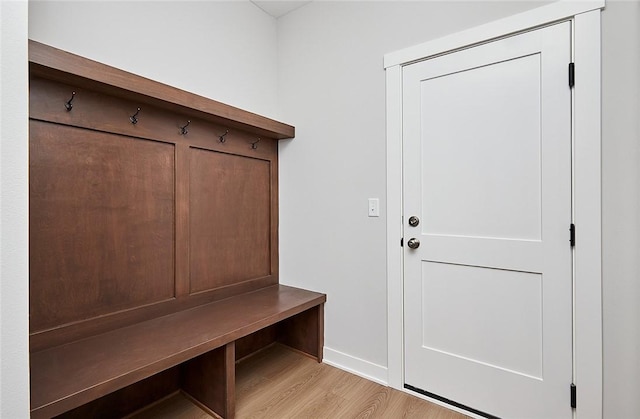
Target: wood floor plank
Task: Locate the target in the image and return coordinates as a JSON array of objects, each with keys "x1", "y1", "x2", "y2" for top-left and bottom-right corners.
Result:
[
  {"x1": 130, "y1": 344, "x2": 469, "y2": 419},
  {"x1": 236, "y1": 360, "x2": 324, "y2": 418},
  {"x1": 281, "y1": 386, "x2": 347, "y2": 419}
]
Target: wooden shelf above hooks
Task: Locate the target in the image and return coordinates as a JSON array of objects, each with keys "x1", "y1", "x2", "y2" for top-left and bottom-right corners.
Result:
[{"x1": 28, "y1": 40, "x2": 295, "y2": 140}]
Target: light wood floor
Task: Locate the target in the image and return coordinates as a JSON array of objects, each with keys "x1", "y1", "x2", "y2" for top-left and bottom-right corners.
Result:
[{"x1": 131, "y1": 344, "x2": 468, "y2": 419}]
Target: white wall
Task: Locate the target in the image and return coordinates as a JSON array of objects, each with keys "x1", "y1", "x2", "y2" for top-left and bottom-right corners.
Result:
[
  {"x1": 29, "y1": 0, "x2": 280, "y2": 119},
  {"x1": 0, "y1": 1, "x2": 30, "y2": 417},
  {"x1": 277, "y1": 1, "x2": 549, "y2": 381},
  {"x1": 601, "y1": 1, "x2": 640, "y2": 417}
]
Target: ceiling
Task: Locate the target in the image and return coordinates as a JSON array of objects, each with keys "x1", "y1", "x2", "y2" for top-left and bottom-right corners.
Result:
[{"x1": 251, "y1": 1, "x2": 312, "y2": 18}]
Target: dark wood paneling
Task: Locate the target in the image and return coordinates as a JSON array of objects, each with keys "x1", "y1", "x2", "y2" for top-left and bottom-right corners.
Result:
[
  {"x1": 189, "y1": 149, "x2": 271, "y2": 292},
  {"x1": 29, "y1": 76, "x2": 280, "y2": 350},
  {"x1": 29, "y1": 40, "x2": 294, "y2": 139},
  {"x1": 54, "y1": 368, "x2": 180, "y2": 419},
  {"x1": 270, "y1": 154, "x2": 280, "y2": 285},
  {"x1": 29, "y1": 120, "x2": 175, "y2": 333},
  {"x1": 182, "y1": 342, "x2": 235, "y2": 419},
  {"x1": 175, "y1": 143, "x2": 191, "y2": 298}
]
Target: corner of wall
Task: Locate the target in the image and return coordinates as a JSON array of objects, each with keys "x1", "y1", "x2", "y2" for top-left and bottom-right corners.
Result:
[{"x1": 0, "y1": 1, "x2": 31, "y2": 417}]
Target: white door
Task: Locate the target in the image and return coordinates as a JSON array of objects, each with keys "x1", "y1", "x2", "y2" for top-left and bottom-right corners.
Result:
[{"x1": 403, "y1": 22, "x2": 572, "y2": 418}]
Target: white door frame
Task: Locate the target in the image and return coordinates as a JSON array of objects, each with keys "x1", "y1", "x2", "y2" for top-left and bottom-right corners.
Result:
[{"x1": 385, "y1": 1, "x2": 604, "y2": 417}]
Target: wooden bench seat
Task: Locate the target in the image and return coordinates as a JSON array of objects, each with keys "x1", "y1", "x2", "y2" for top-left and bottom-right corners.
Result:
[{"x1": 30, "y1": 285, "x2": 326, "y2": 419}]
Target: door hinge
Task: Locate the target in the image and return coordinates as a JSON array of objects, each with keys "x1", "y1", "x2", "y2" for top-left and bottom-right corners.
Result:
[
  {"x1": 569, "y1": 63, "x2": 575, "y2": 88},
  {"x1": 401, "y1": 238, "x2": 404, "y2": 247},
  {"x1": 570, "y1": 223, "x2": 576, "y2": 247},
  {"x1": 571, "y1": 383, "x2": 577, "y2": 408}
]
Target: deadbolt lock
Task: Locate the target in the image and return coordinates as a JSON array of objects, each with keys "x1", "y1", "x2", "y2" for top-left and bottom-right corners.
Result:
[{"x1": 408, "y1": 216, "x2": 420, "y2": 227}]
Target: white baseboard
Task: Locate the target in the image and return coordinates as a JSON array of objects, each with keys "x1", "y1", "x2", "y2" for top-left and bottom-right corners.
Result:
[{"x1": 322, "y1": 346, "x2": 388, "y2": 386}]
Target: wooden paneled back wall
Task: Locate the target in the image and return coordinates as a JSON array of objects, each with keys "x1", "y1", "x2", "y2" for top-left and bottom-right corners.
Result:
[{"x1": 28, "y1": 41, "x2": 294, "y2": 352}]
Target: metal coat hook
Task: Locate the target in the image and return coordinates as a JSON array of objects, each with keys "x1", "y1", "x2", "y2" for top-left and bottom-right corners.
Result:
[
  {"x1": 130, "y1": 108, "x2": 141, "y2": 125},
  {"x1": 65, "y1": 92, "x2": 76, "y2": 111},
  {"x1": 250, "y1": 138, "x2": 261, "y2": 150},
  {"x1": 219, "y1": 130, "x2": 229, "y2": 143},
  {"x1": 180, "y1": 120, "x2": 191, "y2": 135}
]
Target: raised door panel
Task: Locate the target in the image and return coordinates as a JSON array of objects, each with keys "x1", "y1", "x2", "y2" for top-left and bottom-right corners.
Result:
[
  {"x1": 189, "y1": 148, "x2": 272, "y2": 293},
  {"x1": 29, "y1": 121, "x2": 176, "y2": 332}
]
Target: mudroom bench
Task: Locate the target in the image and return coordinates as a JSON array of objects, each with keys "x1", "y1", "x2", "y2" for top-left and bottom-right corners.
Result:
[
  {"x1": 30, "y1": 285, "x2": 325, "y2": 418},
  {"x1": 28, "y1": 41, "x2": 325, "y2": 419}
]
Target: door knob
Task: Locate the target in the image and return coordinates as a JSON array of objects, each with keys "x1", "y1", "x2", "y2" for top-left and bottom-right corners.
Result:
[{"x1": 407, "y1": 238, "x2": 420, "y2": 249}]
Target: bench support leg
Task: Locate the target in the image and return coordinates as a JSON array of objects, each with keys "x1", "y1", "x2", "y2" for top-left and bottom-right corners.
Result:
[{"x1": 182, "y1": 342, "x2": 235, "y2": 419}]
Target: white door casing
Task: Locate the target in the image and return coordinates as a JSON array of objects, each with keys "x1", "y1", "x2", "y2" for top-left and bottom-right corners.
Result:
[
  {"x1": 385, "y1": 2, "x2": 603, "y2": 418},
  {"x1": 403, "y1": 22, "x2": 571, "y2": 418}
]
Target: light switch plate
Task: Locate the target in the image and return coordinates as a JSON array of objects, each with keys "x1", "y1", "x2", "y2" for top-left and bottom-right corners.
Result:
[{"x1": 368, "y1": 198, "x2": 380, "y2": 217}]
